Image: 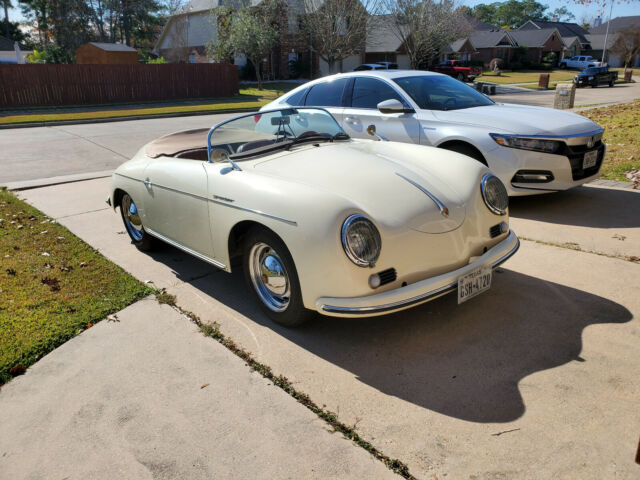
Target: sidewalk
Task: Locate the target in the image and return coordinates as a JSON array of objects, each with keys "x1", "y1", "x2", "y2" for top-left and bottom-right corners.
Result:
[{"x1": 0, "y1": 297, "x2": 399, "y2": 480}]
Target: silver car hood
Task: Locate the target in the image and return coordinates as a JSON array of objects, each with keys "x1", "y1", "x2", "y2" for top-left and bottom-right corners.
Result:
[
  {"x1": 251, "y1": 141, "x2": 478, "y2": 234},
  {"x1": 431, "y1": 103, "x2": 602, "y2": 136}
]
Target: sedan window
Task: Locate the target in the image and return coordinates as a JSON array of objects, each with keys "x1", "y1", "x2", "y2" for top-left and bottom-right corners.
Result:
[
  {"x1": 305, "y1": 78, "x2": 349, "y2": 107},
  {"x1": 393, "y1": 75, "x2": 494, "y2": 111},
  {"x1": 351, "y1": 77, "x2": 406, "y2": 109},
  {"x1": 285, "y1": 88, "x2": 307, "y2": 106}
]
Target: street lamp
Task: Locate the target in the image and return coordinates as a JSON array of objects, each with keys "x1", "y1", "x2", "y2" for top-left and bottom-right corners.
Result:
[{"x1": 602, "y1": 0, "x2": 614, "y2": 65}]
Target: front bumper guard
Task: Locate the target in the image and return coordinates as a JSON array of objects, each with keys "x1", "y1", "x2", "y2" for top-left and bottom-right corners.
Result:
[{"x1": 317, "y1": 230, "x2": 520, "y2": 317}]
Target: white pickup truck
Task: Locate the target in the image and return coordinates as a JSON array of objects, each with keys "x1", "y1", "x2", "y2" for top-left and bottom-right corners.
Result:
[{"x1": 559, "y1": 55, "x2": 603, "y2": 69}]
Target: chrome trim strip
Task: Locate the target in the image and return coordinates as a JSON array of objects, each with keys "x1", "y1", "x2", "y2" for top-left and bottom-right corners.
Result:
[
  {"x1": 396, "y1": 172, "x2": 449, "y2": 217},
  {"x1": 148, "y1": 181, "x2": 210, "y2": 202},
  {"x1": 145, "y1": 227, "x2": 228, "y2": 271},
  {"x1": 209, "y1": 199, "x2": 297, "y2": 226},
  {"x1": 490, "y1": 128, "x2": 604, "y2": 141},
  {"x1": 320, "y1": 232, "x2": 520, "y2": 315}
]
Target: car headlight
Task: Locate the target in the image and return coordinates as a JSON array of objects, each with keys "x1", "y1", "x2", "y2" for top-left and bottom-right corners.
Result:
[
  {"x1": 481, "y1": 174, "x2": 509, "y2": 215},
  {"x1": 341, "y1": 214, "x2": 381, "y2": 268},
  {"x1": 490, "y1": 133, "x2": 562, "y2": 153}
]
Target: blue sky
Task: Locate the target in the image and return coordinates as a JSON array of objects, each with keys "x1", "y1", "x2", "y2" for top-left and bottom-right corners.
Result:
[{"x1": 6, "y1": 1, "x2": 640, "y2": 26}]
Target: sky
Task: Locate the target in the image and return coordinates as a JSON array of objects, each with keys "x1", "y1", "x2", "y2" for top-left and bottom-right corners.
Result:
[{"x1": 6, "y1": 0, "x2": 640, "y2": 27}]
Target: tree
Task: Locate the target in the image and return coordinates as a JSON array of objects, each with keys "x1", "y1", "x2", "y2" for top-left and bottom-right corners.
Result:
[
  {"x1": 611, "y1": 26, "x2": 640, "y2": 67},
  {"x1": 384, "y1": 0, "x2": 471, "y2": 69},
  {"x1": 550, "y1": 7, "x2": 575, "y2": 21},
  {"x1": 208, "y1": 0, "x2": 281, "y2": 90},
  {"x1": 470, "y1": 0, "x2": 551, "y2": 28},
  {"x1": 2, "y1": 0, "x2": 11, "y2": 38},
  {"x1": 301, "y1": 0, "x2": 378, "y2": 74}
]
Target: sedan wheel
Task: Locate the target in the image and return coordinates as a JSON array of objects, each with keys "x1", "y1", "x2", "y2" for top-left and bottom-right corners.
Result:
[
  {"x1": 120, "y1": 193, "x2": 155, "y2": 251},
  {"x1": 457, "y1": 73, "x2": 465, "y2": 81},
  {"x1": 243, "y1": 228, "x2": 313, "y2": 327}
]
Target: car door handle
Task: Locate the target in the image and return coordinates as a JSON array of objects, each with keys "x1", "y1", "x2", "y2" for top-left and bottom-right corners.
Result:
[{"x1": 344, "y1": 117, "x2": 360, "y2": 125}]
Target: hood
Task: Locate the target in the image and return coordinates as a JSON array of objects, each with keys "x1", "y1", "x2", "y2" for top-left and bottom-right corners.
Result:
[
  {"x1": 251, "y1": 141, "x2": 474, "y2": 234},
  {"x1": 432, "y1": 103, "x2": 601, "y2": 136}
]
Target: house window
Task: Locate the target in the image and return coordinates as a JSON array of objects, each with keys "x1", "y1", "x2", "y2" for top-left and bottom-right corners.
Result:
[{"x1": 288, "y1": 14, "x2": 299, "y2": 34}]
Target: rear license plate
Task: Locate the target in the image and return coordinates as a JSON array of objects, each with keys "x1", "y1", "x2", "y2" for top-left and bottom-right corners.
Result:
[
  {"x1": 458, "y1": 266, "x2": 492, "y2": 304},
  {"x1": 583, "y1": 150, "x2": 598, "y2": 169}
]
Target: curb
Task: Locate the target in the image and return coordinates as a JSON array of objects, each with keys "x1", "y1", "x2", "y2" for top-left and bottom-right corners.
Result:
[
  {"x1": 3, "y1": 170, "x2": 114, "y2": 191},
  {"x1": 0, "y1": 107, "x2": 259, "y2": 130}
]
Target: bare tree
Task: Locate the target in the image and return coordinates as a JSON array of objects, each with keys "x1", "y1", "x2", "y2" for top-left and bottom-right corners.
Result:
[
  {"x1": 611, "y1": 26, "x2": 640, "y2": 68},
  {"x1": 300, "y1": 0, "x2": 380, "y2": 74},
  {"x1": 383, "y1": 0, "x2": 471, "y2": 69}
]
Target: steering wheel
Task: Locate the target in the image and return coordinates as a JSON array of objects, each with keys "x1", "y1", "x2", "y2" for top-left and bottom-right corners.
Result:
[{"x1": 443, "y1": 98, "x2": 457, "y2": 110}]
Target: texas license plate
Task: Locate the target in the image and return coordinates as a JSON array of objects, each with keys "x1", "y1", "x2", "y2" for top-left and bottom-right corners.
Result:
[
  {"x1": 458, "y1": 266, "x2": 492, "y2": 304},
  {"x1": 583, "y1": 150, "x2": 598, "y2": 169}
]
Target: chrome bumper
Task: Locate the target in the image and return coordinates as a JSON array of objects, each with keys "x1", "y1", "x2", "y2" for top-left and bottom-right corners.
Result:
[{"x1": 316, "y1": 231, "x2": 520, "y2": 318}]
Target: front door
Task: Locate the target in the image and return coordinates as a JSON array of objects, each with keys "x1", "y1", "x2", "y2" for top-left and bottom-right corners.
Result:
[
  {"x1": 340, "y1": 77, "x2": 421, "y2": 144},
  {"x1": 142, "y1": 158, "x2": 214, "y2": 258}
]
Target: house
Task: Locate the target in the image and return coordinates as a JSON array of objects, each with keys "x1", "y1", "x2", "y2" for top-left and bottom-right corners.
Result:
[
  {"x1": 589, "y1": 16, "x2": 640, "y2": 67},
  {"x1": 75, "y1": 42, "x2": 139, "y2": 64},
  {"x1": 467, "y1": 29, "x2": 516, "y2": 66},
  {"x1": 509, "y1": 28, "x2": 564, "y2": 64},
  {"x1": 518, "y1": 19, "x2": 591, "y2": 60},
  {"x1": 362, "y1": 15, "x2": 410, "y2": 69},
  {"x1": 0, "y1": 35, "x2": 31, "y2": 64},
  {"x1": 156, "y1": 0, "x2": 316, "y2": 78}
]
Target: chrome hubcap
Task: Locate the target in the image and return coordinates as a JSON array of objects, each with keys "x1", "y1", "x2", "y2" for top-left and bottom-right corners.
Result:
[
  {"x1": 249, "y1": 242, "x2": 290, "y2": 312},
  {"x1": 122, "y1": 194, "x2": 144, "y2": 242}
]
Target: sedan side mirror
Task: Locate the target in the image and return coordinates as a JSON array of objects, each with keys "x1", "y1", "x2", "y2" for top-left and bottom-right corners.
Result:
[{"x1": 377, "y1": 99, "x2": 414, "y2": 114}]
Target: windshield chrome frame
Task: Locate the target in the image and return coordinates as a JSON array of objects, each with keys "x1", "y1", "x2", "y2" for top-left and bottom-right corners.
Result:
[{"x1": 206, "y1": 107, "x2": 339, "y2": 163}]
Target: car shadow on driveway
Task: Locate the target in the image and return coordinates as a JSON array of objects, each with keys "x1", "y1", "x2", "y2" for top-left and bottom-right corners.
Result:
[
  {"x1": 152, "y1": 248, "x2": 633, "y2": 424},
  {"x1": 509, "y1": 185, "x2": 640, "y2": 229}
]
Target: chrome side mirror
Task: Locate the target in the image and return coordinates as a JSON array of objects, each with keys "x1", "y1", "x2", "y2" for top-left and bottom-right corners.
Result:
[{"x1": 377, "y1": 99, "x2": 415, "y2": 114}]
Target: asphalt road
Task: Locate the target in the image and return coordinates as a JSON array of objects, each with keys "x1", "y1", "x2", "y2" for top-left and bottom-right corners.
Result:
[{"x1": 1, "y1": 77, "x2": 639, "y2": 185}]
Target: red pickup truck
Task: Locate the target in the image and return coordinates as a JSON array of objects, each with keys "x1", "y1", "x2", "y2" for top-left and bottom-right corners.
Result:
[{"x1": 431, "y1": 60, "x2": 482, "y2": 82}]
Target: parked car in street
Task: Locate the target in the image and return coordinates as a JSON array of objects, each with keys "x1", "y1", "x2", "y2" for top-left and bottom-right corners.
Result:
[
  {"x1": 431, "y1": 60, "x2": 482, "y2": 82},
  {"x1": 108, "y1": 107, "x2": 518, "y2": 326},
  {"x1": 559, "y1": 55, "x2": 603, "y2": 69},
  {"x1": 353, "y1": 62, "x2": 398, "y2": 71},
  {"x1": 263, "y1": 71, "x2": 606, "y2": 196},
  {"x1": 574, "y1": 66, "x2": 618, "y2": 88}
]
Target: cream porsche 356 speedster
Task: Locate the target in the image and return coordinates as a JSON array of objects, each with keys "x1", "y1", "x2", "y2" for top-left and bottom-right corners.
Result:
[{"x1": 108, "y1": 107, "x2": 519, "y2": 326}]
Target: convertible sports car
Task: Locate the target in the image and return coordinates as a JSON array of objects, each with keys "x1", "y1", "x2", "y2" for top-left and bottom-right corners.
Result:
[
  {"x1": 262, "y1": 71, "x2": 607, "y2": 196},
  {"x1": 108, "y1": 107, "x2": 519, "y2": 326}
]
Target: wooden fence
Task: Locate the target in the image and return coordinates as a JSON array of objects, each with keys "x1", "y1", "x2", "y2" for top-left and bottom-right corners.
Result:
[{"x1": 0, "y1": 63, "x2": 239, "y2": 108}]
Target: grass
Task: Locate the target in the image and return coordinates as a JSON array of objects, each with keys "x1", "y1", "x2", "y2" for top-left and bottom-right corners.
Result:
[
  {"x1": 0, "y1": 189, "x2": 153, "y2": 385},
  {"x1": 477, "y1": 68, "x2": 632, "y2": 89},
  {"x1": 580, "y1": 99, "x2": 640, "y2": 182},
  {"x1": 0, "y1": 82, "x2": 298, "y2": 126}
]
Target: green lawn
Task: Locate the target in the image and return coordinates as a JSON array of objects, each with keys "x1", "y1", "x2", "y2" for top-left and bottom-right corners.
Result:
[
  {"x1": 581, "y1": 100, "x2": 640, "y2": 181},
  {"x1": 0, "y1": 189, "x2": 153, "y2": 385},
  {"x1": 477, "y1": 68, "x2": 633, "y2": 89},
  {"x1": 0, "y1": 82, "x2": 299, "y2": 126}
]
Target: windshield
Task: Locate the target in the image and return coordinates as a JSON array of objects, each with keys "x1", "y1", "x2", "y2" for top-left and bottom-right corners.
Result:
[
  {"x1": 393, "y1": 75, "x2": 494, "y2": 111},
  {"x1": 207, "y1": 108, "x2": 348, "y2": 161}
]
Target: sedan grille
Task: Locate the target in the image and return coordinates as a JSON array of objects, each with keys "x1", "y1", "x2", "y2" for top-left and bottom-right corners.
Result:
[{"x1": 562, "y1": 142, "x2": 605, "y2": 181}]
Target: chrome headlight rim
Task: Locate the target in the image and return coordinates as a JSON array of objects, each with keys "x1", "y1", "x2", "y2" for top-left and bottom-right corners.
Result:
[
  {"x1": 481, "y1": 173, "x2": 508, "y2": 216},
  {"x1": 341, "y1": 214, "x2": 382, "y2": 268},
  {"x1": 489, "y1": 133, "x2": 563, "y2": 154}
]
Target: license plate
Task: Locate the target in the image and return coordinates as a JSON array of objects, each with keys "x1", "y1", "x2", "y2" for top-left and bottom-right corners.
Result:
[
  {"x1": 583, "y1": 150, "x2": 598, "y2": 169},
  {"x1": 458, "y1": 266, "x2": 492, "y2": 304}
]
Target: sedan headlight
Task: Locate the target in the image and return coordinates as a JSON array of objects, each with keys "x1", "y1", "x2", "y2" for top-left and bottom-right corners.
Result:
[
  {"x1": 341, "y1": 214, "x2": 381, "y2": 268},
  {"x1": 490, "y1": 133, "x2": 562, "y2": 153},
  {"x1": 481, "y1": 174, "x2": 509, "y2": 215}
]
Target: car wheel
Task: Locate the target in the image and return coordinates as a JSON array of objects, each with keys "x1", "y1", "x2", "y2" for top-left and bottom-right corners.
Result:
[
  {"x1": 243, "y1": 228, "x2": 314, "y2": 327},
  {"x1": 120, "y1": 192, "x2": 156, "y2": 251},
  {"x1": 457, "y1": 73, "x2": 465, "y2": 81},
  {"x1": 440, "y1": 143, "x2": 487, "y2": 166},
  {"x1": 609, "y1": 80, "x2": 615, "y2": 87}
]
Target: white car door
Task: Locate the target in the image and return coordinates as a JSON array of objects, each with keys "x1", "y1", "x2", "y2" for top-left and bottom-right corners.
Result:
[
  {"x1": 340, "y1": 77, "x2": 421, "y2": 144},
  {"x1": 142, "y1": 158, "x2": 215, "y2": 257}
]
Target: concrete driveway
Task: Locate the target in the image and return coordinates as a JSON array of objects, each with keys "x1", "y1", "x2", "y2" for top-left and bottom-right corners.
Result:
[{"x1": 8, "y1": 177, "x2": 639, "y2": 480}]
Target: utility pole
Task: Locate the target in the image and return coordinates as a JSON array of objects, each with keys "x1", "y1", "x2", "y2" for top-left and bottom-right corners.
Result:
[{"x1": 602, "y1": 0, "x2": 614, "y2": 64}]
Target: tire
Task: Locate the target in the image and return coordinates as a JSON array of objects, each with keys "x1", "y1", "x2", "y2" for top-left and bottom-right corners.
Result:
[
  {"x1": 242, "y1": 228, "x2": 314, "y2": 327},
  {"x1": 119, "y1": 192, "x2": 156, "y2": 251},
  {"x1": 609, "y1": 80, "x2": 615, "y2": 87},
  {"x1": 439, "y1": 143, "x2": 487, "y2": 166},
  {"x1": 559, "y1": 63, "x2": 566, "y2": 69},
  {"x1": 457, "y1": 72, "x2": 465, "y2": 81}
]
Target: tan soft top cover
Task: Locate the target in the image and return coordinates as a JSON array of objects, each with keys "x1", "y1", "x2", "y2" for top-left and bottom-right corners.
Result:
[{"x1": 145, "y1": 128, "x2": 209, "y2": 158}]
